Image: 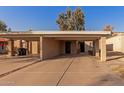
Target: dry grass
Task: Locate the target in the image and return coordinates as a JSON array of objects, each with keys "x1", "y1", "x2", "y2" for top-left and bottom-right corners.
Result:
[{"x1": 110, "y1": 65, "x2": 124, "y2": 78}]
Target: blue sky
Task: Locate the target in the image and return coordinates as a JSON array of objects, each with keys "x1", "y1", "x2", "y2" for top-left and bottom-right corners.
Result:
[{"x1": 0, "y1": 6, "x2": 124, "y2": 32}]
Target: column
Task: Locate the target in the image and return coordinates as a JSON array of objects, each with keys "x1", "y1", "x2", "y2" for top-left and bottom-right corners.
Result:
[
  {"x1": 26, "y1": 41, "x2": 29, "y2": 55},
  {"x1": 20, "y1": 40, "x2": 23, "y2": 48},
  {"x1": 71, "y1": 40, "x2": 77, "y2": 54},
  {"x1": 93, "y1": 41, "x2": 95, "y2": 56},
  {"x1": 40, "y1": 36, "x2": 43, "y2": 60},
  {"x1": 95, "y1": 39, "x2": 99, "y2": 58},
  {"x1": 8, "y1": 39, "x2": 14, "y2": 56},
  {"x1": 100, "y1": 37, "x2": 106, "y2": 62},
  {"x1": 37, "y1": 40, "x2": 40, "y2": 54},
  {"x1": 29, "y1": 41, "x2": 32, "y2": 54}
]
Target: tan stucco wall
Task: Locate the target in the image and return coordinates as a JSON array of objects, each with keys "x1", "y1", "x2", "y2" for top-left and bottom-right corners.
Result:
[
  {"x1": 31, "y1": 41, "x2": 38, "y2": 54},
  {"x1": 42, "y1": 37, "x2": 61, "y2": 59},
  {"x1": 60, "y1": 40, "x2": 65, "y2": 55},
  {"x1": 14, "y1": 40, "x2": 38, "y2": 55},
  {"x1": 14, "y1": 40, "x2": 20, "y2": 48},
  {"x1": 106, "y1": 35, "x2": 122, "y2": 52},
  {"x1": 121, "y1": 36, "x2": 124, "y2": 52},
  {"x1": 58, "y1": 41, "x2": 94, "y2": 55},
  {"x1": 85, "y1": 41, "x2": 93, "y2": 53},
  {"x1": 71, "y1": 41, "x2": 77, "y2": 54}
]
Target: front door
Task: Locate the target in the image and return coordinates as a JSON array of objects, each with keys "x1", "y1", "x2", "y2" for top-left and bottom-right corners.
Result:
[
  {"x1": 80, "y1": 42, "x2": 85, "y2": 52},
  {"x1": 65, "y1": 41, "x2": 71, "y2": 54}
]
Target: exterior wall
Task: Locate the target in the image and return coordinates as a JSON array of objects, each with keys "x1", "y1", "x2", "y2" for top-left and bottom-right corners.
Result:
[
  {"x1": 60, "y1": 40, "x2": 65, "y2": 55},
  {"x1": 58, "y1": 40, "x2": 94, "y2": 55},
  {"x1": 121, "y1": 36, "x2": 124, "y2": 52},
  {"x1": 60, "y1": 41, "x2": 78, "y2": 55},
  {"x1": 58, "y1": 41, "x2": 94, "y2": 55},
  {"x1": 14, "y1": 40, "x2": 20, "y2": 48},
  {"x1": 32, "y1": 41, "x2": 38, "y2": 54},
  {"x1": 42, "y1": 37, "x2": 61, "y2": 59},
  {"x1": 14, "y1": 40, "x2": 38, "y2": 55},
  {"x1": 10, "y1": 39, "x2": 101, "y2": 56},
  {"x1": 85, "y1": 41, "x2": 93, "y2": 53},
  {"x1": 106, "y1": 35, "x2": 122, "y2": 52}
]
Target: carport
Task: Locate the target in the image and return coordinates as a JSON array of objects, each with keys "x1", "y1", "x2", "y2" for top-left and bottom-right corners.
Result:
[
  {"x1": 0, "y1": 32, "x2": 41, "y2": 56},
  {"x1": 0, "y1": 31, "x2": 111, "y2": 61}
]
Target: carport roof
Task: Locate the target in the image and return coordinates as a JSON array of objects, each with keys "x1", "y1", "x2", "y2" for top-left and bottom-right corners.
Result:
[{"x1": 0, "y1": 31, "x2": 111, "y2": 40}]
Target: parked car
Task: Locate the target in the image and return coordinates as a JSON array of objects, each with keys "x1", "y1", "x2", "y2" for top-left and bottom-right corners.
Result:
[{"x1": 17, "y1": 48, "x2": 27, "y2": 56}]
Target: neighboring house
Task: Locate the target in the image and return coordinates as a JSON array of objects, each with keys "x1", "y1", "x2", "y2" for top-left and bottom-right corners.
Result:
[
  {"x1": 106, "y1": 32, "x2": 124, "y2": 52},
  {"x1": 0, "y1": 38, "x2": 8, "y2": 54}
]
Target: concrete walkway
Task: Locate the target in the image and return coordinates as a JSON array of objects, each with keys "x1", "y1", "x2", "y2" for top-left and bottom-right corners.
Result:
[{"x1": 0, "y1": 55, "x2": 123, "y2": 86}]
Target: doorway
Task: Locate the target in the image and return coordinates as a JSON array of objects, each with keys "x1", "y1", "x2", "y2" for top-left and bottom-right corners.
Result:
[
  {"x1": 65, "y1": 41, "x2": 71, "y2": 54},
  {"x1": 80, "y1": 42, "x2": 85, "y2": 53}
]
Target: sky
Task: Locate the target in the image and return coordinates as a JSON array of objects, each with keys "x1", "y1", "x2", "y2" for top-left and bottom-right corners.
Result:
[{"x1": 0, "y1": 6, "x2": 124, "y2": 32}]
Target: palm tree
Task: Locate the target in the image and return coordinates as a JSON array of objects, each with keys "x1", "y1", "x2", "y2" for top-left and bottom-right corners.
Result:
[{"x1": 56, "y1": 7, "x2": 85, "y2": 31}]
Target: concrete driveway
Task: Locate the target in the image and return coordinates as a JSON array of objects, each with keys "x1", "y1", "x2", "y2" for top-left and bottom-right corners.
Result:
[
  {"x1": 0, "y1": 56, "x2": 39, "y2": 77},
  {"x1": 0, "y1": 55, "x2": 123, "y2": 86}
]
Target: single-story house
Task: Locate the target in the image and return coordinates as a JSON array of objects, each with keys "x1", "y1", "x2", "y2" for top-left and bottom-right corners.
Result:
[{"x1": 0, "y1": 31, "x2": 111, "y2": 61}]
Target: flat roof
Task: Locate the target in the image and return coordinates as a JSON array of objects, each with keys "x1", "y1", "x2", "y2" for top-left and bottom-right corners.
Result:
[
  {"x1": 0, "y1": 31, "x2": 111, "y2": 40},
  {"x1": 0, "y1": 31, "x2": 111, "y2": 35}
]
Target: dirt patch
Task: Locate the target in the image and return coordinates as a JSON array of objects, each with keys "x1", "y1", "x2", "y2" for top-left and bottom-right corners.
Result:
[{"x1": 110, "y1": 65, "x2": 124, "y2": 79}]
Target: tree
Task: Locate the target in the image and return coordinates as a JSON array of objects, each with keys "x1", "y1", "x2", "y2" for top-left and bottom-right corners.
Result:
[
  {"x1": 56, "y1": 13, "x2": 68, "y2": 31},
  {"x1": 103, "y1": 25, "x2": 113, "y2": 32},
  {"x1": 8, "y1": 28, "x2": 12, "y2": 32},
  {"x1": 56, "y1": 7, "x2": 85, "y2": 31},
  {"x1": 73, "y1": 8, "x2": 85, "y2": 30},
  {"x1": 0, "y1": 20, "x2": 7, "y2": 32},
  {"x1": 28, "y1": 28, "x2": 32, "y2": 32}
]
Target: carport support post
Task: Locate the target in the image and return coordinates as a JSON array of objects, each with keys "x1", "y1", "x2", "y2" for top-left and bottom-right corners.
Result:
[
  {"x1": 71, "y1": 40, "x2": 77, "y2": 54},
  {"x1": 100, "y1": 37, "x2": 106, "y2": 62},
  {"x1": 8, "y1": 39, "x2": 14, "y2": 56},
  {"x1": 40, "y1": 36, "x2": 43, "y2": 60},
  {"x1": 37, "y1": 40, "x2": 40, "y2": 54},
  {"x1": 26, "y1": 41, "x2": 29, "y2": 55},
  {"x1": 29, "y1": 41, "x2": 32, "y2": 54},
  {"x1": 93, "y1": 41, "x2": 95, "y2": 56},
  {"x1": 20, "y1": 40, "x2": 23, "y2": 48}
]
